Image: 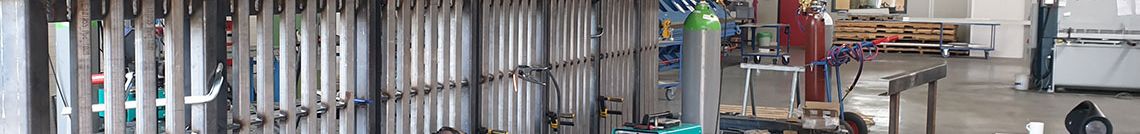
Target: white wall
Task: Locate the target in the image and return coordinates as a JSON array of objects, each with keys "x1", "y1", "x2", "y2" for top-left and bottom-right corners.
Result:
[
  {"x1": 906, "y1": 0, "x2": 970, "y2": 18},
  {"x1": 970, "y1": 0, "x2": 1031, "y2": 58}
]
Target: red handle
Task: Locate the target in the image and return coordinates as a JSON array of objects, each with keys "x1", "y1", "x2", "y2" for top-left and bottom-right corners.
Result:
[
  {"x1": 92, "y1": 73, "x2": 105, "y2": 85},
  {"x1": 871, "y1": 35, "x2": 900, "y2": 45}
]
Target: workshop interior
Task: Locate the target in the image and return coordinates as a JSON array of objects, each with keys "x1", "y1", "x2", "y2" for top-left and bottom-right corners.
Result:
[{"x1": 2, "y1": 0, "x2": 1138, "y2": 133}]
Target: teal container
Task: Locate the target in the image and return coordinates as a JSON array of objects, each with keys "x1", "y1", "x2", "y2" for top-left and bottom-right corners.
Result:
[{"x1": 612, "y1": 124, "x2": 702, "y2": 134}]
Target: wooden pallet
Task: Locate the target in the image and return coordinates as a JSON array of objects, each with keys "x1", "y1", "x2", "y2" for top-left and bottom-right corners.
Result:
[
  {"x1": 835, "y1": 32, "x2": 957, "y2": 42},
  {"x1": 846, "y1": 15, "x2": 900, "y2": 21},
  {"x1": 836, "y1": 27, "x2": 957, "y2": 35},
  {"x1": 837, "y1": 21, "x2": 957, "y2": 29},
  {"x1": 843, "y1": 41, "x2": 969, "y2": 55}
]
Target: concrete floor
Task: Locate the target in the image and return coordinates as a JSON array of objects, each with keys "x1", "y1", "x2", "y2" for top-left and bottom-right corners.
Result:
[{"x1": 658, "y1": 53, "x2": 1140, "y2": 134}]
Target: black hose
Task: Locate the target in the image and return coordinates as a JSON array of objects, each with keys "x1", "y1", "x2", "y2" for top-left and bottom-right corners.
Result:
[
  {"x1": 548, "y1": 72, "x2": 563, "y2": 118},
  {"x1": 840, "y1": 57, "x2": 866, "y2": 102}
]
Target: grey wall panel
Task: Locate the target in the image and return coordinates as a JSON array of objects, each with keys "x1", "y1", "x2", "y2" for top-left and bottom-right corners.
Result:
[{"x1": 1057, "y1": 0, "x2": 1140, "y2": 31}]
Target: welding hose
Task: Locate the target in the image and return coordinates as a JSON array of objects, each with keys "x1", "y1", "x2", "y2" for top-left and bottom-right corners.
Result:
[{"x1": 814, "y1": 36, "x2": 896, "y2": 101}]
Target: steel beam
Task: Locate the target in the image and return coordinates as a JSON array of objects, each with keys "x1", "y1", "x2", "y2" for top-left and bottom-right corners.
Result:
[
  {"x1": 133, "y1": 0, "x2": 158, "y2": 132},
  {"x1": 164, "y1": 0, "x2": 188, "y2": 133},
  {"x1": 357, "y1": 0, "x2": 383, "y2": 133},
  {"x1": 300, "y1": 0, "x2": 323, "y2": 131},
  {"x1": 339, "y1": 0, "x2": 359, "y2": 133},
  {"x1": 255, "y1": 0, "x2": 275, "y2": 132},
  {"x1": 467, "y1": 0, "x2": 484, "y2": 132},
  {"x1": 300, "y1": 0, "x2": 321, "y2": 132},
  {"x1": 232, "y1": 0, "x2": 253, "y2": 132},
  {"x1": 190, "y1": 0, "x2": 229, "y2": 132},
  {"x1": 68, "y1": 0, "x2": 95, "y2": 132},
  {"x1": 381, "y1": 0, "x2": 398, "y2": 133},
  {"x1": 0, "y1": 0, "x2": 51, "y2": 133},
  {"x1": 320, "y1": 0, "x2": 340, "y2": 132},
  {"x1": 277, "y1": 0, "x2": 298, "y2": 133},
  {"x1": 101, "y1": 0, "x2": 127, "y2": 133}
]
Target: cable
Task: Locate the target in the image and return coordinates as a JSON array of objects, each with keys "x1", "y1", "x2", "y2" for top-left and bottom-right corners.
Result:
[
  {"x1": 49, "y1": 54, "x2": 70, "y2": 107},
  {"x1": 813, "y1": 38, "x2": 887, "y2": 102}
]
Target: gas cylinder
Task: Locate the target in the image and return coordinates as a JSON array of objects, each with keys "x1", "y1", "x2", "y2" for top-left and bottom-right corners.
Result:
[{"x1": 679, "y1": 2, "x2": 722, "y2": 134}]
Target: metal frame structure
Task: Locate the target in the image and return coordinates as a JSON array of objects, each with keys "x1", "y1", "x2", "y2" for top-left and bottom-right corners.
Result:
[
  {"x1": 9, "y1": 0, "x2": 664, "y2": 133},
  {"x1": 879, "y1": 62, "x2": 946, "y2": 134}
]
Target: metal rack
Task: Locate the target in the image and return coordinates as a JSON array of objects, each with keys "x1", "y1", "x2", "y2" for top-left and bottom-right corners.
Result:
[{"x1": 900, "y1": 17, "x2": 1003, "y2": 58}]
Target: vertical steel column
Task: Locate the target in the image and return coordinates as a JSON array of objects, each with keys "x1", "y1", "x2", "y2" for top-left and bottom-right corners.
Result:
[
  {"x1": 190, "y1": 0, "x2": 229, "y2": 132},
  {"x1": 255, "y1": 0, "x2": 275, "y2": 132},
  {"x1": 506, "y1": 0, "x2": 517, "y2": 132},
  {"x1": 382, "y1": 0, "x2": 398, "y2": 133},
  {"x1": 488, "y1": 0, "x2": 499, "y2": 131},
  {"x1": 450, "y1": 0, "x2": 467, "y2": 129},
  {"x1": 101, "y1": 0, "x2": 127, "y2": 132},
  {"x1": 595, "y1": 0, "x2": 610, "y2": 132},
  {"x1": 469, "y1": 0, "x2": 485, "y2": 132},
  {"x1": 632, "y1": 0, "x2": 643, "y2": 121},
  {"x1": 300, "y1": 0, "x2": 321, "y2": 132},
  {"x1": 277, "y1": 0, "x2": 298, "y2": 133},
  {"x1": 410, "y1": 0, "x2": 425, "y2": 133},
  {"x1": 423, "y1": 1, "x2": 438, "y2": 132},
  {"x1": 339, "y1": 0, "x2": 359, "y2": 133},
  {"x1": 523, "y1": 0, "x2": 534, "y2": 132},
  {"x1": 927, "y1": 81, "x2": 938, "y2": 134},
  {"x1": 439, "y1": 0, "x2": 455, "y2": 130},
  {"x1": 320, "y1": 0, "x2": 341, "y2": 132},
  {"x1": 0, "y1": 0, "x2": 50, "y2": 133},
  {"x1": 232, "y1": 0, "x2": 253, "y2": 133},
  {"x1": 548, "y1": 0, "x2": 560, "y2": 132},
  {"x1": 398, "y1": 0, "x2": 414, "y2": 133},
  {"x1": 134, "y1": 0, "x2": 158, "y2": 132},
  {"x1": 492, "y1": 0, "x2": 503, "y2": 130},
  {"x1": 357, "y1": 0, "x2": 383, "y2": 132},
  {"x1": 164, "y1": 0, "x2": 188, "y2": 133},
  {"x1": 69, "y1": 0, "x2": 95, "y2": 132},
  {"x1": 889, "y1": 93, "x2": 900, "y2": 134}
]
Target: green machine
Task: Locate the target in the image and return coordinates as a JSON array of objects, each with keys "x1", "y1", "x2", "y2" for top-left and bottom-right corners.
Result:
[{"x1": 611, "y1": 112, "x2": 701, "y2": 134}]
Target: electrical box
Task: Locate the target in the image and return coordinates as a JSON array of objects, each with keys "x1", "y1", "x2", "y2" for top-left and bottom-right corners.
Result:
[{"x1": 613, "y1": 124, "x2": 702, "y2": 134}]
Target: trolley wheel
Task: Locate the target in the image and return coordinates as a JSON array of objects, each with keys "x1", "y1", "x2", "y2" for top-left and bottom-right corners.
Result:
[
  {"x1": 843, "y1": 112, "x2": 868, "y2": 134},
  {"x1": 780, "y1": 56, "x2": 791, "y2": 65},
  {"x1": 941, "y1": 49, "x2": 950, "y2": 58},
  {"x1": 665, "y1": 88, "x2": 677, "y2": 101}
]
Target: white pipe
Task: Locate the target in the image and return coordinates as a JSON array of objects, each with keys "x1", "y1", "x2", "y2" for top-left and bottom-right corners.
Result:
[{"x1": 59, "y1": 75, "x2": 223, "y2": 115}]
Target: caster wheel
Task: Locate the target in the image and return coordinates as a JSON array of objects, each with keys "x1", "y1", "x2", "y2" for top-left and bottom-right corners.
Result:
[
  {"x1": 843, "y1": 112, "x2": 869, "y2": 134},
  {"x1": 665, "y1": 88, "x2": 677, "y2": 101},
  {"x1": 780, "y1": 56, "x2": 791, "y2": 65}
]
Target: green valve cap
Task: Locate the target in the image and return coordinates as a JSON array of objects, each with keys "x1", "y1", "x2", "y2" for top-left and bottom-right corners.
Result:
[{"x1": 684, "y1": 2, "x2": 721, "y2": 31}]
